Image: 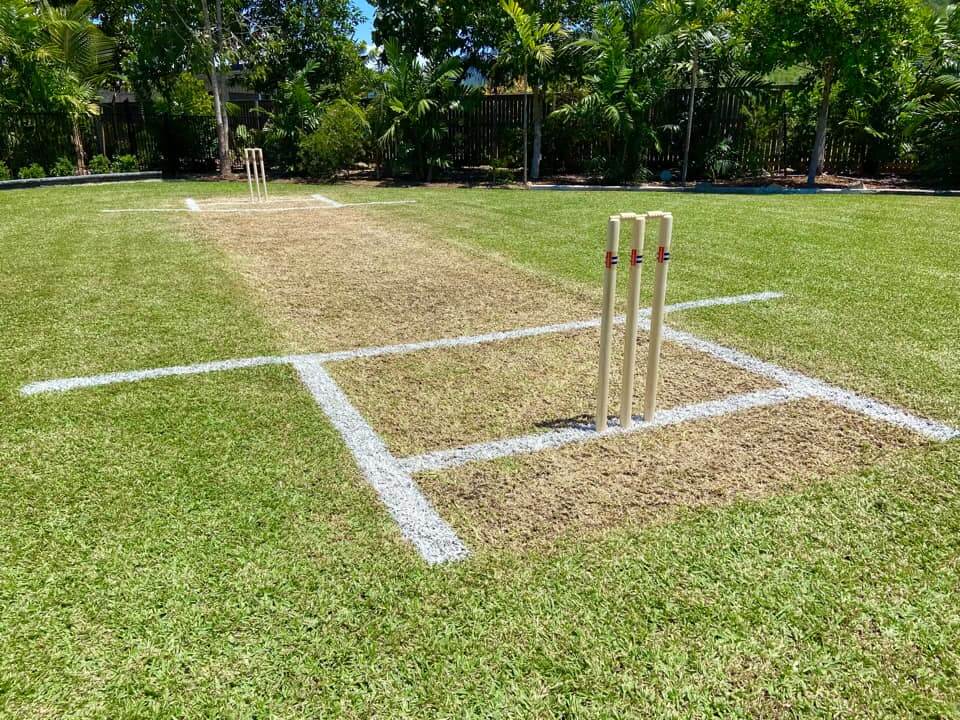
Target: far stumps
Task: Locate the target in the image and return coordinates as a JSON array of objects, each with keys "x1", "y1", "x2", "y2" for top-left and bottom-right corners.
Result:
[{"x1": 244, "y1": 148, "x2": 268, "y2": 203}]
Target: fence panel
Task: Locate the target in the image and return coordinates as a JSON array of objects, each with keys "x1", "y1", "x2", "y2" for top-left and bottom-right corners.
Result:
[{"x1": 0, "y1": 90, "x2": 917, "y2": 179}]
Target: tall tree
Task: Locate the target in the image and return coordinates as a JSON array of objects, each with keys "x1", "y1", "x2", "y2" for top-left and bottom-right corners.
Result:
[
  {"x1": 242, "y1": 0, "x2": 362, "y2": 95},
  {"x1": 647, "y1": 0, "x2": 733, "y2": 182},
  {"x1": 498, "y1": 0, "x2": 567, "y2": 182},
  {"x1": 742, "y1": 0, "x2": 926, "y2": 185}
]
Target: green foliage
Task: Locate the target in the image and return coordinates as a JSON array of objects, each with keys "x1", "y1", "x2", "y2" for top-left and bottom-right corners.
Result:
[
  {"x1": 17, "y1": 162, "x2": 46, "y2": 179},
  {"x1": 153, "y1": 73, "x2": 214, "y2": 117},
  {"x1": 50, "y1": 156, "x2": 76, "y2": 176},
  {"x1": 298, "y1": 101, "x2": 369, "y2": 178},
  {"x1": 243, "y1": 0, "x2": 364, "y2": 97},
  {"x1": 552, "y1": 4, "x2": 667, "y2": 180},
  {"x1": 498, "y1": 0, "x2": 567, "y2": 81},
  {"x1": 904, "y1": 4, "x2": 960, "y2": 183},
  {"x1": 263, "y1": 62, "x2": 326, "y2": 172},
  {"x1": 740, "y1": 0, "x2": 927, "y2": 181},
  {"x1": 371, "y1": 39, "x2": 478, "y2": 180},
  {"x1": 0, "y1": 160, "x2": 11, "y2": 180},
  {"x1": 111, "y1": 154, "x2": 138, "y2": 172},
  {"x1": 88, "y1": 153, "x2": 111, "y2": 174},
  {"x1": 0, "y1": 0, "x2": 114, "y2": 117}
]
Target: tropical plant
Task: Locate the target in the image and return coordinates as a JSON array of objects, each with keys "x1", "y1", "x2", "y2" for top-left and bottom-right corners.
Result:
[
  {"x1": 497, "y1": 0, "x2": 567, "y2": 182},
  {"x1": 0, "y1": 160, "x2": 10, "y2": 180},
  {"x1": 646, "y1": 0, "x2": 734, "y2": 182},
  {"x1": 263, "y1": 61, "x2": 326, "y2": 172},
  {"x1": 38, "y1": 0, "x2": 115, "y2": 173},
  {"x1": 552, "y1": 4, "x2": 665, "y2": 180},
  {"x1": 372, "y1": 39, "x2": 477, "y2": 180},
  {"x1": 111, "y1": 153, "x2": 138, "y2": 172},
  {"x1": 50, "y1": 155, "x2": 75, "y2": 176},
  {"x1": 88, "y1": 153, "x2": 111, "y2": 173},
  {"x1": 903, "y1": 3, "x2": 960, "y2": 182}
]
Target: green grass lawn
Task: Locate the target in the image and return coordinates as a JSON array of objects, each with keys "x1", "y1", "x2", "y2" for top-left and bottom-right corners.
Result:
[{"x1": 2, "y1": 180, "x2": 959, "y2": 718}]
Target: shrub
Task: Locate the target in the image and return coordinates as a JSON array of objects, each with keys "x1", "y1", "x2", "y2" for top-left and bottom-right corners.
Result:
[
  {"x1": 17, "y1": 163, "x2": 46, "y2": 179},
  {"x1": 488, "y1": 158, "x2": 515, "y2": 185},
  {"x1": 112, "y1": 154, "x2": 139, "y2": 172},
  {"x1": 298, "y1": 101, "x2": 368, "y2": 179},
  {"x1": 50, "y1": 157, "x2": 76, "y2": 177},
  {"x1": 89, "y1": 154, "x2": 111, "y2": 174},
  {"x1": 0, "y1": 161, "x2": 10, "y2": 181}
]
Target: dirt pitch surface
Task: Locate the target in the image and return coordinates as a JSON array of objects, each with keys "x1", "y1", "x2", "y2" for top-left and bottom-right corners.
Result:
[
  {"x1": 195, "y1": 204, "x2": 928, "y2": 551},
  {"x1": 196, "y1": 205, "x2": 594, "y2": 352}
]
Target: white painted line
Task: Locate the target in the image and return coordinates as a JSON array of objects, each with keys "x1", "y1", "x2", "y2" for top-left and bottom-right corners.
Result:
[
  {"x1": 400, "y1": 386, "x2": 810, "y2": 473},
  {"x1": 101, "y1": 208, "x2": 192, "y2": 213},
  {"x1": 340, "y1": 200, "x2": 417, "y2": 207},
  {"x1": 293, "y1": 358, "x2": 469, "y2": 564},
  {"x1": 317, "y1": 292, "x2": 783, "y2": 364},
  {"x1": 22, "y1": 293, "x2": 782, "y2": 396},
  {"x1": 185, "y1": 198, "x2": 200, "y2": 212},
  {"x1": 20, "y1": 355, "x2": 297, "y2": 396},
  {"x1": 661, "y1": 326, "x2": 960, "y2": 442},
  {"x1": 311, "y1": 193, "x2": 344, "y2": 208},
  {"x1": 101, "y1": 200, "x2": 418, "y2": 215}
]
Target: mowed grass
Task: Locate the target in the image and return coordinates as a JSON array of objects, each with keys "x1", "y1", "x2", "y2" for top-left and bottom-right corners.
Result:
[{"x1": 1, "y1": 180, "x2": 959, "y2": 718}]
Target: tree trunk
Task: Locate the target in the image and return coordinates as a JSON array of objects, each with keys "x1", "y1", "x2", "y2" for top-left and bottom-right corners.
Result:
[
  {"x1": 522, "y1": 71, "x2": 529, "y2": 185},
  {"x1": 201, "y1": 0, "x2": 230, "y2": 178},
  {"x1": 71, "y1": 120, "x2": 87, "y2": 174},
  {"x1": 681, "y1": 52, "x2": 698, "y2": 183},
  {"x1": 806, "y1": 62, "x2": 835, "y2": 187},
  {"x1": 531, "y1": 88, "x2": 543, "y2": 180}
]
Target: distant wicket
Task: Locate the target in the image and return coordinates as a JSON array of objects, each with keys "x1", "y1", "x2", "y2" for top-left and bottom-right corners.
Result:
[
  {"x1": 595, "y1": 211, "x2": 673, "y2": 431},
  {"x1": 244, "y1": 147, "x2": 268, "y2": 203}
]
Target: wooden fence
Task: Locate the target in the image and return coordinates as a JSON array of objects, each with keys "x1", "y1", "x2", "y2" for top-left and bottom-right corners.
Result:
[{"x1": 1, "y1": 89, "x2": 913, "y2": 178}]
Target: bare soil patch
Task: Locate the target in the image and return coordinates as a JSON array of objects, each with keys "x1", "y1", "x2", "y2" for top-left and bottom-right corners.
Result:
[
  {"x1": 416, "y1": 399, "x2": 922, "y2": 550},
  {"x1": 329, "y1": 325, "x2": 776, "y2": 456},
  {"x1": 195, "y1": 206, "x2": 594, "y2": 353}
]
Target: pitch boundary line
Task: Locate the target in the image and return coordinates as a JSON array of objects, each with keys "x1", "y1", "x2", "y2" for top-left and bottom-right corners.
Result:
[{"x1": 19, "y1": 290, "x2": 958, "y2": 563}]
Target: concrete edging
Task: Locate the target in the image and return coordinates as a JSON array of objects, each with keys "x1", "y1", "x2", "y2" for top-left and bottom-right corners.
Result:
[
  {"x1": 0, "y1": 171, "x2": 162, "y2": 191},
  {"x1": 529, "y1": 182, "x2": 960, "y2": 197}
]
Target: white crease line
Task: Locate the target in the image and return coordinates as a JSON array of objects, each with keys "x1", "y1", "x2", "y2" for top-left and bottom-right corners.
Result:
[
  {"x1": 311, "y1": 193, "x2": 344, "y2": 208},
  {"x1": 340, "y1": 200, "x2": 417, "y2": 207},
  {"x1": 185, "y1": 198, "x2": 200, "y2": 212},
  {"x1": 401, "y1": 387, "x2": 810, "y2": 473},
  {"x1": 660, "y1": 325, "x2": 960, "y2": 442},
  {"x1": 293, "y1": 358, "x2": 469, "y2": 564},
  {"x1": 20, "y1": 355, "x2": 298, "y2": 396},
  {"x1": 101, "y1": 208, "x2": 192, "y2": 213},
  {"x1": 199, "y1": 196, "x2": 316, "y2": 207},
  {"x1": 317, "y1": 292, "x2": 783, "y2": 363},
  {"x1": 21, "y1": 292, "x2": 782, "y2": 396},
  {"x1": 101, "y1": 200, "x2": 418, "y2": 214}
]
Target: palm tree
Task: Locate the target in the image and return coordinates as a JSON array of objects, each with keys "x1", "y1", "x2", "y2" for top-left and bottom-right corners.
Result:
[
  {"x1": 646, "y1": 0, "x2": 732, "y2": 182},
  {"x1": 553, "y1": 4, "x2": 661, "y2": 180},
  {"x1": 904, "y1": 3, "x2": 960, "y2": 182},
  {"x1": 498, "y1": 0, "x2": 567, "y2": 183},
  {"x1": 39, "y1": 0, "x2": 115, "y2": 173},
  {"x1": 373, "y1": 39, "x2": 475, "y2": 180}
]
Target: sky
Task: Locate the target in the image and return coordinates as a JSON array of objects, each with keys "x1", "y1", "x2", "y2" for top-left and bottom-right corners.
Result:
[{"x1": 353, "y1": 0, "x2": 376, "y2": 46}]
